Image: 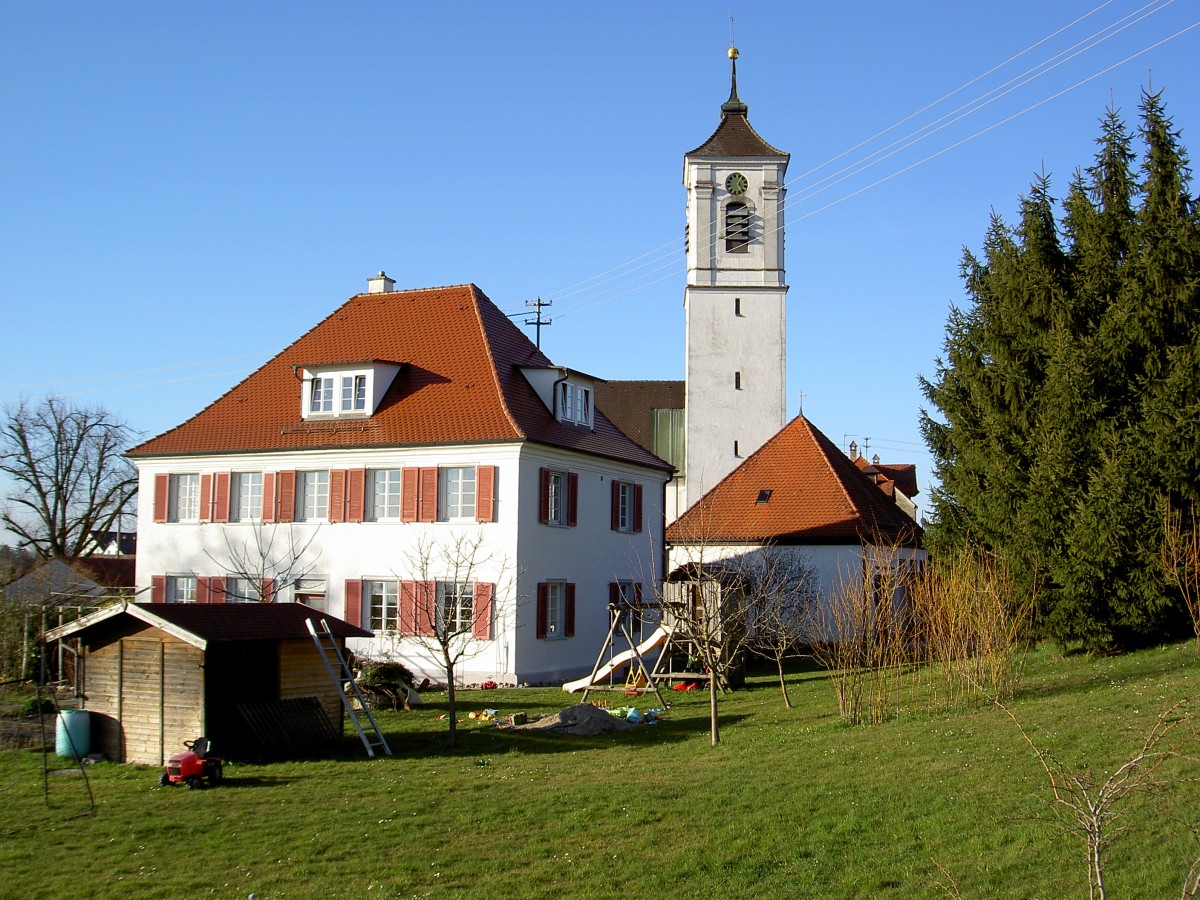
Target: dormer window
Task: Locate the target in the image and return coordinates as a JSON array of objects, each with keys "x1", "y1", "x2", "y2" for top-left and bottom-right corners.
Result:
[
  {"x1": 558, "y1": 381, "x2": 592, "y2": 427},
  {"x1": 307, "y1": 372, "x2": 367, "y2": 417},
  {"x1": 300, "y1": 363, "x2": 400, "y2": 420}
]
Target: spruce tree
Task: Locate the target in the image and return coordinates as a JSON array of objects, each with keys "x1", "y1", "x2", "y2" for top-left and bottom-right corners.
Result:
[{"x1": 922, "y1": 91, "x2": 1199, "y2": 649}]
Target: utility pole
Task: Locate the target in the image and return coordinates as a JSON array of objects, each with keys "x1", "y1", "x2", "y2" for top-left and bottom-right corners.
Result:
[{"x1": 525, "y1": 297, "x2": 552, "y2": 349}]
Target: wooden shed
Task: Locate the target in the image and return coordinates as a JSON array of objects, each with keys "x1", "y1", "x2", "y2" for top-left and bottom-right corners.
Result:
[{"x1": 45, "y1": 602, "x2": 371, "y2": 765}]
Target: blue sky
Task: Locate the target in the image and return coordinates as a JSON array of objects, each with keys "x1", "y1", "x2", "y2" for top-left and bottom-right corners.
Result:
[{"x1": 2, "y1": 1, "x2": 1198, "y2": 525}]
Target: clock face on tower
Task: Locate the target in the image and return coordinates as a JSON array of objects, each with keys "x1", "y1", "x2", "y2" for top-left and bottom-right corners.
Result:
[{"x1": 725, "y1": 172, "x2": 748, "y2": 195}]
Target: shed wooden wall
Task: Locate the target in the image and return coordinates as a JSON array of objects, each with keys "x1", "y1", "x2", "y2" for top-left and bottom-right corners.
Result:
[
  {"x1": 279, "y1": 638, "x2": 344, "y2": 729},
  {"x1": 82, "y1": 626, "x2": 204, "y2": 765}
]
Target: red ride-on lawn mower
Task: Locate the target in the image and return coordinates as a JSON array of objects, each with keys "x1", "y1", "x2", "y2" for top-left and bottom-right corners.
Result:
[{"x1": 159, "y1": 737, "x2": 223, "y2": 789}]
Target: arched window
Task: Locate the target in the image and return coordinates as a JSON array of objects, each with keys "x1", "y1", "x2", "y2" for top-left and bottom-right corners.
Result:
[{"x1": 725, "y1": 202, "x2": 750, "y2": 252}]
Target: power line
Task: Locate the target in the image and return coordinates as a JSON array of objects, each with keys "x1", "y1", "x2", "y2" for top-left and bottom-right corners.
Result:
[{"x1": 510, "y1": 4, "x2": 1195, "y2": 325}]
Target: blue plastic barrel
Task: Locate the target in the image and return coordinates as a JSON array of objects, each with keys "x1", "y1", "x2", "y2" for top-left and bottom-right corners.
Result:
[{"x1": 55, "y1": 709, "x2": 90, "y2": 759}]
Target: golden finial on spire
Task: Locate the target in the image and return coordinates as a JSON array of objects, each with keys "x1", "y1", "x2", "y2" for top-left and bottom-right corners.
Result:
[{"x1": 728, "y1": 46, "x2": 738, "y2": 60}]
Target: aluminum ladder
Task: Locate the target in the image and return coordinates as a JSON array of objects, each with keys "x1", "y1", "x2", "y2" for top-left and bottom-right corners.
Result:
[{"x1": 306, "y1": 617, "x2": 392, "y2": 758}]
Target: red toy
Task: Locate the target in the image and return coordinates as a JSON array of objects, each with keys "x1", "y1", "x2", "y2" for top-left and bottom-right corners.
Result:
[{"x1": 158, "y1": 737, "x2": 224, "y2": 789}]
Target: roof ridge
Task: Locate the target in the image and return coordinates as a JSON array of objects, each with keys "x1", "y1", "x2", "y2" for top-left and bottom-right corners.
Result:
[
  {"x1": 801, "y1": 416, "x2": 860, "y2": 521},
  {"x1": 468, "y1": 284, "x2": 525, "y2": 439}
]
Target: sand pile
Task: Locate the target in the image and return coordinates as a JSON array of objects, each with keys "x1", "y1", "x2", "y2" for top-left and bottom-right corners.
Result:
[{"x1": 516, "y1": 703, "x2": 639, "y2": 736}]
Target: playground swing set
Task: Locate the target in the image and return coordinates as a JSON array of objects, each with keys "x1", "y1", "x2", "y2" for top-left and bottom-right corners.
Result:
[{"x1": 561, "y1": 594, "x2": 710, "y2": 703}]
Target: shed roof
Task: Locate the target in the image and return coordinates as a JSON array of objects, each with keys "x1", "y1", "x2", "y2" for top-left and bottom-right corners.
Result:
[{"x1": 45, "y1": 601, "x2": 371, "y2": 649}]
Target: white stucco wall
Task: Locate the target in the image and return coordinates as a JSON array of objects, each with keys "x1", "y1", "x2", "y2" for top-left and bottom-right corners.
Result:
[
  {"x1": 666, "y1": 541, "x2": 926, "y2": 643},
  {"x1": 134, "y1": 441, "x2": 668, "y2": 687},
  {"x1": 682, "y1": 154, "x2": 789, "y2": 504}
]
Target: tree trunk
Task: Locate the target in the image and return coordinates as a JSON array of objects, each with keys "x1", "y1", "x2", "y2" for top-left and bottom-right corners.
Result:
[
  {"x1": 709, "y1": 672, "x2": 720, "y2": 746},
  {"x1": 444, "y1": 660, "x2": 458, "y2": 748},
  {"x1": 776, "y1": 656, "x2": 792, "y2": 709}
]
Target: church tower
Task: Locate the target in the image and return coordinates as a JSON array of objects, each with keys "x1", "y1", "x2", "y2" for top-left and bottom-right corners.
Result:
[{"x1": 682, "y1": 48, "x2": 790, "y2": 505}]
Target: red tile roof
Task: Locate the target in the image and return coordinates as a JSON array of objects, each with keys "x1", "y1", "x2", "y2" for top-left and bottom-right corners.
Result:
[
  {"x1": 666, "y1": 416, "x2": 922, "y2": 547},
  {"x1": 129, "y1": 284, "x2": 670, "y2": 472}
]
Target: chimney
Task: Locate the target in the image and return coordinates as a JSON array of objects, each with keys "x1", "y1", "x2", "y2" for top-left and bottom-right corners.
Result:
[{"x1": 367, "y1": 271, "x2": 395, "y2": 293}]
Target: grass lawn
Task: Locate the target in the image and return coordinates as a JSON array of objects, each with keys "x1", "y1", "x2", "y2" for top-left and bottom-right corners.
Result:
[{"x1": 2, "y1": 642, "x2": 1199, "y2": 899}]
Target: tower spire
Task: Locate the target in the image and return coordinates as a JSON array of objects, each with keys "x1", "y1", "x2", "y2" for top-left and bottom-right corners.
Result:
[{"x1": 721, "y1": 45, "x2": 748, "y2": 118}]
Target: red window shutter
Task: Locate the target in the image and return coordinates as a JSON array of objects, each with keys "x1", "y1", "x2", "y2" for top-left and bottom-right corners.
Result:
[
  {"x1": 262, "y1": 472, "x2": 277, "y2": 522},
  {"x1": 199, "y1": 474, "x2": 213, "y2": 523},
  {"x1": 151, "y1": 575, "x2": 166, "y2": 602},
  {"x1": 538, "y1": 468, "x2": 550, "y2": 524},
  {"x1": 261, "y1": 578, "x2": 276, "y2": 603},
  {"x1": 344, "y1": 579, "x2": 362, "y2": 629},
  {"x1": 277, "y1": 470, "x2": 296, "y2": 523},
  {"x1": 346, "y1": 468, "x2": 365, "y2": 523},
  {"x1": 610, "y1": 480, "x2": 621, "y2": 531},
  {"x1": 213, "y1": 472, "x2": 231, "y2": 523},
  {"x1": 565, "y1": 583, "x2": 576, "y2": 638},
  {"x1": 400, "y1": 580, "x2": 417, "y2": 635},
  {"x1": 609, "y1": 583, "x2": 621, "y2": 607},
  {"x1": 536, "y1": 583, "x2": 548, "y2": 639},
  {"x1": 329, "y1": 470, "x2": 346, "y2": 524},
  {"x1": 473, "y1": 583, "x2": 494, "y2": 640},
  {"x1": 197, "y1": 577, "x2": 212, "y2": 604},
  {"x1": 633, "y1": 484, "x2": 644, "y2": 533},
  {"x1": 401, "y1": 468, "x2": 419, "y2": 522},
  {"x1": 567, "y1": 472, "x2": 578, "y2": 527},
  {"x1": 211, "y1": 577, "x2": 228, "y2": 604},
  {"x1": 419, "y1": 467, "x2": 437, "y2": 522},
  {"x1": 476, "y1": 465, "x2": 496, "y2": 523},
  {"x1": 417, "y1": 581, "x2": 437, "y2": 636},
  {"x1": 153, "y1": 474, "x2": 169, "y2": 522}
]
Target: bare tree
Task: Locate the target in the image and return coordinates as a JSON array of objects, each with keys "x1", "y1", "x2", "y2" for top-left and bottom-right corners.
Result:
[
  {"x1": 1, "y1": 397, "x2": 138, "y2": 559},
  {"x1": 742, "y1": 546, "x2": 820, "y2": 709},
  {"x1": 1161, "y1": 500, "x2": 1200, "y2": 652},
  {"x1": 395, "y1": 529, "x2": 517, "y2": 748},
  {"x1": 996, "y1": 694, "x2": 1200, "y2": 900},
  {"x1": 659, "y1": 536, "x2": 758, "y2": 745},
  {"x1": 205, "y1": 523, "x2": 322, "y2": 603}
]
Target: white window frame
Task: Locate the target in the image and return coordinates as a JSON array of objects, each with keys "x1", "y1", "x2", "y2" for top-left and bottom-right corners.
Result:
[
  {"x1": 295, "y1": 576, "x2": 327, "y2": 611},
  {"x1": 232, "y1": 471, "x2": 263, "y2": 522},
  {"x1": 341, "y1": 374, "x2": 367, "y2": 413},
  {"x1": 304, "y1": 370, "x2": 372, "y2": 420},
  {"x1": 546, "y1": 470, "x2": 566, "y2": 526},
  {"x1": 224, "y1": 577, "x2": 261, "y2": 604},
  {"x1": 168, "y1": 474, "x2": 200, "y2": 522},
  {"x1": 544, "y1": 581, "x2": 565, "y2": 640},
  {"x1": 439, "y1": 467, "x2": 476, "y2": 521},
  {"x1": 368, "y1": 469, "x2": 403, "y2": 521},
  {"x1": 367, "y1": 579, "x2": 398, "y2": 633},
  {"x1": 439, "y1": 581, "x2": 475, "y2": 633},
  {"x1": 167, "y1": 575, "x2": 197, "y2": 603},
  {"x1": 617, "y1": 481, "x2": 635, "y2": 532},
  {"x1": 309, "y1": 376, "x2": 335, "y2": 414},
  {"x1": 298, "y1": 470, "x2": 329, "y2": 521},
  {"x1": 557, "y1": 382, "x2": 592, "y2": 427}
]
